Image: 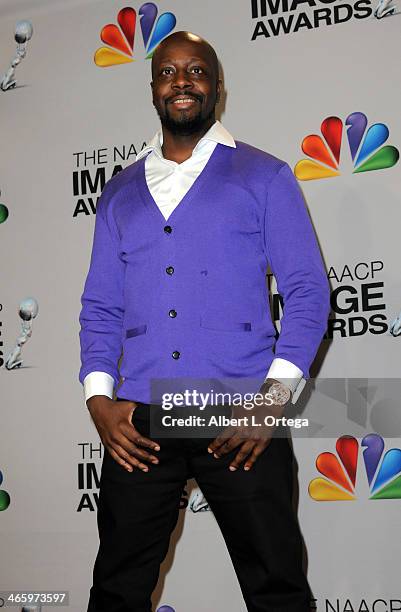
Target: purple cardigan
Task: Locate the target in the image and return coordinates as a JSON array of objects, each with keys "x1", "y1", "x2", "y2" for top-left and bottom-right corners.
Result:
[{"x1": 78, "y1": 141, "x2": 330, "y2": 403}]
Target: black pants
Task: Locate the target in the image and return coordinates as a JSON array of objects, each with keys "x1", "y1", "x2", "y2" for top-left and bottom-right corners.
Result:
[{"x1": 87, "y1": 400, "x2": 311, "y2": 612}]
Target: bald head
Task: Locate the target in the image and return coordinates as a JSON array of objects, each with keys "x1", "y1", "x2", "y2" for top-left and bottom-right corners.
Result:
[{"x1": 151, "y1": 31, "x2": 219, "y2": 82}]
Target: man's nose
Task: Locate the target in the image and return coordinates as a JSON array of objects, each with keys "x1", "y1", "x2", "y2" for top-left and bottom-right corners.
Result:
[{"x1": 171, "y1": 70, "x2": 193, "y2": 89}]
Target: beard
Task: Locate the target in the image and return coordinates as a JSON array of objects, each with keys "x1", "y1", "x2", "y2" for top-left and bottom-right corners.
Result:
[{"x1": 156, "y1": 101, "x2": 215, "y2": 136}]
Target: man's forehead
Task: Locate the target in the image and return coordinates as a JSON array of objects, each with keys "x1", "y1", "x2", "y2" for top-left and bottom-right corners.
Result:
[
  {"x1": 153, "y1": 40, "x2": 213, "y2": 64},
  {"x1": 157, "y1": 55, "x2": 209, "y2": 64}
]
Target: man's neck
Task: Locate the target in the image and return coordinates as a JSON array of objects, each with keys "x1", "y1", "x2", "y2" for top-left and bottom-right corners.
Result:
[{"x1": 160, "y1": 117, "x2": 216, "y2": 163}]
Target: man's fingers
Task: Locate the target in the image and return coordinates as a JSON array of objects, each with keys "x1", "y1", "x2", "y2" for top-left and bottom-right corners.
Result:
[
  {"x1": 211, "y1": 432, "x2": 243, "y2": 458},
  {"x1": 134, "y1": 433, "x2": 160, "y2": 452},
  {"x1": 107, "y1": 447, "x2": 132, "y2": 472},
  {"x1": 108, "y1": 445, "x2": 149, "y2": 473},
  {"x1": 207, "y1": 426, "x2": 235, "y2": 454},
  {"x1": 243, "y1": 441, "x2": 271, "y2": 471},
  {"x1": 118, "y1": 436, "x2": 159, "y2": 465},
  {"x1": 229, "y1": 440, "x2": 256, "y2": 471},
  {"x1": 123, "y1": 425, "x2": 161, "y2": 452},
  {"x1": 118, "y1": 401, "x2": 160, "y2": 452}
]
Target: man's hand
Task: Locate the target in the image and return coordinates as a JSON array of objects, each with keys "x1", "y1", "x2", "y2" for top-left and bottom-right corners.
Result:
[
  {"x1": 86, "y1": 395, "x2": 160, "y2": 473},
  {"x1": 207, "y1": 381, "x2": 289, "y2": 471}
]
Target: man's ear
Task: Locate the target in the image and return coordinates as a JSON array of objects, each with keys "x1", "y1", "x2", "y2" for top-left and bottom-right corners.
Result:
[{"x1": 216, "y1": 78, "x2": 222, "y2": 104}]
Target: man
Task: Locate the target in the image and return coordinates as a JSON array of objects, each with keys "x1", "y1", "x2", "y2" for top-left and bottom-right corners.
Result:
[{"x1": 79, "y1": 31, "x2": 330, "y2": 612}]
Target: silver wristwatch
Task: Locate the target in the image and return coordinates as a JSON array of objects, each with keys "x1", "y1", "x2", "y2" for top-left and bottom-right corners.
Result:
[{"x1": 264, "y1": 381, "x2": 292, "y2": 406}]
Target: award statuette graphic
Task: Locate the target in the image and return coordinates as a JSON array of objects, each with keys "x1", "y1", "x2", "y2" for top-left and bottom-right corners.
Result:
[
  {"x1": 189, "y1": 489, "x2": 210, "y2": 513},
  {"x1": 1, "y1": 20, "x2": 33, "y2": 92},
  {"x1": 374, "y1": 0, "x2": 397, "y2": 18},
  {"x1": 390, "y1": 310, "x2": 401, "y2": 336},
  {"x1": 5, "y1": 297, "x2": 39, "y2": 370}
]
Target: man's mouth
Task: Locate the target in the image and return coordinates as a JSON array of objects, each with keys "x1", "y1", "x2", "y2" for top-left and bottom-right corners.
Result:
[{"x1": 169, "y1": 96, "x2": 200, "y2": 106}]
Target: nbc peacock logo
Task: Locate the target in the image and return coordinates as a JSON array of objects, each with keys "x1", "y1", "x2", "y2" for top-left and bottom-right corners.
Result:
[
  {"x1": 0, "y1": 469, "x2": 11, "y2": 511},
  {"x1": 309, "y1": 434, "x2": 401, "y2": 501},
  {"x1": 94, "y1": 3, "x2": 177, "y2": 67},
  {"x1": 0, "y1": 188, "x2": 8, "y2": 224},
  {"x1": 294, "y1": 112, "x2": 399, "y2": 180}
]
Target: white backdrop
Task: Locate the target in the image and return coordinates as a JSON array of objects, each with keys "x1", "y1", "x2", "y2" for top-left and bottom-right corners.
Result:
[{"x1": 1, "y1": 0, "x2": 401, "y2": 610}]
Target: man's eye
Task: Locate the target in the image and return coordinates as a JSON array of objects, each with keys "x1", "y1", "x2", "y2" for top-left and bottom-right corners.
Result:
[
  {"x1": 161, "y1": 68, "x2": 173, "y2": 75},
  {"x1": 191, "y1": 67, "x2": 203, "y2": 74}
]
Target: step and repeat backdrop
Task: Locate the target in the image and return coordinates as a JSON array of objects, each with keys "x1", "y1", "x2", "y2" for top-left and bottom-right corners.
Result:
[{"x1": 1, "y1": 0, "x2": 400, "y2": 610}]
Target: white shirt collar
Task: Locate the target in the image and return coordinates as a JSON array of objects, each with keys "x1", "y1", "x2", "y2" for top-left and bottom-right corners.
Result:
[{"x1": 136, "y1": 119, "x2": 236, "y2": 161}]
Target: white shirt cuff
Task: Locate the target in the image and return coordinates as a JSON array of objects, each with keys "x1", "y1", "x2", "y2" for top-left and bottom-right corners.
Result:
[
  {"x1": 265, "y1": 358, "x2": 306, "y2": 404},
  {"x1": 83, "y1": 372, "x2": 115, "y2": 402}
]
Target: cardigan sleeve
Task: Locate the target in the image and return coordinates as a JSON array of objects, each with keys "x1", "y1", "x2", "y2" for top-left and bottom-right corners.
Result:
[
  {"x1": 263, "y1": 162, "x2": 331, "y2": 379},
  {"x1": 78, "y1": 181, "x2": 125, "y2": 389}
]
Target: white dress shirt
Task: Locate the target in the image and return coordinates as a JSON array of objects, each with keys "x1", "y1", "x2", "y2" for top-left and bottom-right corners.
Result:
[{"x1": 83, "y1": 120, "x2": 306, "y2": 403}]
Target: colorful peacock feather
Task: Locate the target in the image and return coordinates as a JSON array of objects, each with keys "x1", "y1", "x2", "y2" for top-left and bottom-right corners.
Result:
[
  {"x1": 0, "y1": 470, "x2": 10, "y2": 511},
  {"x1": 94, "y1": 3, "x2": 177, "y2": 67},
  {"x1": 309, "y1": 434, "x2": 401, "y2": 501},
  {"x1": 295, "y1": 112, "x2": 399, "y2": 180}
]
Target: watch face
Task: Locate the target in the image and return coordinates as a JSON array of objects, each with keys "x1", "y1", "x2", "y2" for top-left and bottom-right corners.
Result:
[{"x1": 268, "y1": 382, "x2": 291, "y2": 405}]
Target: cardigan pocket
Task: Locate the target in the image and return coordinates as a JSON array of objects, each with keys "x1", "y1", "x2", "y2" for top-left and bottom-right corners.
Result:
[
  {"x1": 198, "y1": 313, "x2": 276, "y2": 377},
  {"x1": 126, "y1": 324, "x2": 147, "y2": 339},
  {"x1": 120, "y1": 323, "x2": 155, "y2": 381},
  {"x1": 200, "y1": 316, "x2": 252, "y2": 332}
]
